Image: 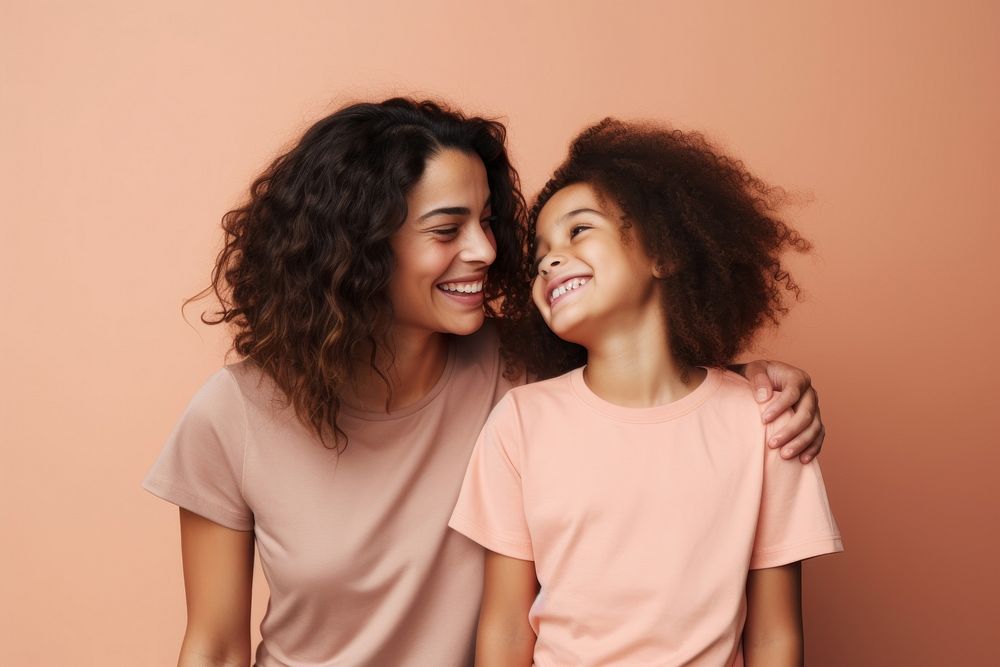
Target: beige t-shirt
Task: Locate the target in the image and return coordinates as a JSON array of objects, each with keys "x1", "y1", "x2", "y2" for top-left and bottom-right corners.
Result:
[
  {"x1": 143, "y1": 323, "x2": 519, "y2": 666},
  {"x1": 449, "y1": 367, "x2": 842, "y2": 666}
]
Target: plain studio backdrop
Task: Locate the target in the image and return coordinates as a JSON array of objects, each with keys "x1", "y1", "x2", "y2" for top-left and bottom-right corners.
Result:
[{"x1": 1, "y1": 1, "x2": 997, "y2": 665}]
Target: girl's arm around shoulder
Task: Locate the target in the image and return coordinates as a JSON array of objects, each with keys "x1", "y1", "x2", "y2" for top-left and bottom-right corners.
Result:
[
  {"x1": 743, "y1": 562, "x2": 803, "y2": 667},
  {"x1": 475, "y1": 550, "x2": 539, "y2": 667},
  {"x1": 176, "y1": 508, "x2": 255, "y2": 667}
]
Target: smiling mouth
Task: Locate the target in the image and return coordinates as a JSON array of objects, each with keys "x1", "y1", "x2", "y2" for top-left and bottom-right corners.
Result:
[
  {"x1": 548, "y1": 277, "x2": 591, "y2": 306},
  {"x1": 437, "y1": 279, "x2": 484, "y2": 295},
  {"x1": 436, "y1": 279, "x2": 486, "y2": 307}
]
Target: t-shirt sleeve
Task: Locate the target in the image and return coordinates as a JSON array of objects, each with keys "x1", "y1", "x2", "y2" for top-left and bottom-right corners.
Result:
[
  {"x1": 448, "y1": 394, "x2": 533, "y2": 561},
  {"x1": 141, "y1": 368, "x2": 253, "y2": 531},
  {"x1": 750, "y1": 404, "x2": 843, "y2": 569}
]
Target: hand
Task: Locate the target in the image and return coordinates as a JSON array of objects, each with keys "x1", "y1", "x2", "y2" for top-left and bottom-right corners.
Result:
[{"x1": 741, "y1": 359, "x2": 824, "y2": 464}]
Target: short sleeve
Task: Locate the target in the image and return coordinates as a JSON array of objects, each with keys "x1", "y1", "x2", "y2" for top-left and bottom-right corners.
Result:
[
  {"x1": 141, "y1": 368, "x2": 253, "y2": 531},
  {"x1": 448, "y1": 395, "x2": 533, "y2": 561},
  {"x1": 750, "y1": 406, "x2": 843, "y2": 569}
]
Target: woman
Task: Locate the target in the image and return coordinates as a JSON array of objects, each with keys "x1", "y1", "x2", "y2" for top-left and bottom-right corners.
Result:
[{"x1": 143, "y1": 98, "x2": 826, "y2": 666}]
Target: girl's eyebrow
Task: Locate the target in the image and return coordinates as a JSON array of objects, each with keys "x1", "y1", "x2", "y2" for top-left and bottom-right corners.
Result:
[
  {"x1": 559, "y1": 207, "x2": 603, "y2": 223},
  {"x1": 532, "y1": 207, "x2": 603, "y2": 246}
]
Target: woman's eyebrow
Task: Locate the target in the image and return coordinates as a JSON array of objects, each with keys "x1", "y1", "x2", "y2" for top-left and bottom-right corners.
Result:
[
  {"x1": 419, "y1": 206, "x2": 470, "y2": 221},
  {"x1": 419, "y1": 195, "x2": 492, "y2": 222}
]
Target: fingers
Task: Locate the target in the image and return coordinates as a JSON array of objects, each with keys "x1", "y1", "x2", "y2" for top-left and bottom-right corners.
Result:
[
  {"x1": 777, "y1": 418, "x2": 824, "y2": 460},
  {"x1": 756, "y1": 366, "x2": 824, "y2": 463},
  {"x1": 762, "y1": 379, "x2": 811, "y2": 423},
  {"x1": 798, "y1": 427, "x2": 825, "y2": 463},
  {"x1": 742, "y1": 360, "x2": 773, "y2": 403},
  {"x1": 767, "y1": 387, "x2": 818, "y2": 447}
]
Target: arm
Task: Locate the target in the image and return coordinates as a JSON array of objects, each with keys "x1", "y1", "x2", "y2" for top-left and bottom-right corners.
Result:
[
  {"x1": 733, "y1": 360, "x2": 825, "y2": 463},
  {"x1": 177, "y1": 508, "x2": 255, "y2": 667},
  {"x1": 743, "y1": 563, "x2": 803, "y2": 667},
  {"x1": 475, "y1": 550, "x2": 539, "y2": 667}
]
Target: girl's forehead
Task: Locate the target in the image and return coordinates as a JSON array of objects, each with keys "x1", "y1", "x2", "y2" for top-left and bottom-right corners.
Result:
[
  {"x1": 538, "y1": 184, "x2": 596, "y2": 225},
  {"x1": 542, "y1": 182, "x2": 599, "y2": 212},
  {"x1": 535, "y1": 183, "x2": 620, "y2": 235}
]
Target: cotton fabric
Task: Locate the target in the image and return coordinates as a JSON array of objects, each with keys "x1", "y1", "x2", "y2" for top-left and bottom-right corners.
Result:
[
  {"x1": 144, "y1": 324, "x2": 518, "y2": 666},
  {"x1": 449, "y1": 366, "x2": 842, "y2": 666}
]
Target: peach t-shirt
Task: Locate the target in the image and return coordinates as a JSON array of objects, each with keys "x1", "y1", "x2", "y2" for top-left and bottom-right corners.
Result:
[
  {"x1": 143, "y1": 324, "x2": 519, "y2": 666},
  {"x1": 449, "y1": 366, "x2": 842, "y2": 666}
]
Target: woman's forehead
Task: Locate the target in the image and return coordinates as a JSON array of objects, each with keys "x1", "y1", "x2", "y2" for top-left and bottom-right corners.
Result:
[{"x1": 411, "y1": 149, "x2": 487, "y2": 199}]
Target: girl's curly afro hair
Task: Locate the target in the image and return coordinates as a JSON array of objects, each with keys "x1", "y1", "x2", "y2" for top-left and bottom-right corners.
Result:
[{"x1": 503, "y1": 118, "x2": 812, "y2": 380}]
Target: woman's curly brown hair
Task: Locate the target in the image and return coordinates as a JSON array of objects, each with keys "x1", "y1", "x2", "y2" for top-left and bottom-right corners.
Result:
[
  {"x1": 503, "y1": 118, "x2": 811, "y2": 380},
  {"x1": 187, "y1": 98, "x2": 529, "y2": 449}
]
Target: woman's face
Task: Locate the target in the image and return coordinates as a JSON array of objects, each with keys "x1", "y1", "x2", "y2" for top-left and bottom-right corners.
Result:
[{"x1": 388, "y1": 148, "x2": 497, "y2": 337}]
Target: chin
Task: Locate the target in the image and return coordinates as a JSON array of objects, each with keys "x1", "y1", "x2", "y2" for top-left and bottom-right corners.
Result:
[
  {"x1": 548, "y1": 307, "x2": 606, "y2": 346},
  {"x1": 544, "y1": 318, "x2": 583, "y2": 345},
  {"x1": 441, "y1": 313, "x2": 486, "y2": 336}
]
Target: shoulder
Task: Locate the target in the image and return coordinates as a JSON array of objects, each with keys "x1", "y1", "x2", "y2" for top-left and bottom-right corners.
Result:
[
  {"x1": 510, "y1": 366, "x2": 574, "y2": 396},
  {"x1": 479, "y1": 369, "x2": 570, "y2": 419},
  {"x1": 713, "y1": 368, "x2": 769, "y2": 410},
  {"x1": 219, "y1": 359, "x2": 294, "y2": 418},
  {"x1": 715, "y1": 367, "x2": 753, "y2": 394},
  {"x1": 711, "y1": 368, "x2": 793, "y2": 439},
  {"x1": 183, "y1": 365, "x2": 247, "y2": 417},
  {"x1": 501, "y1": 368, "x2": 577, "y2": 416},
  {"x1": 223, "y1": 358, "x2": 267, "y2": 393}
]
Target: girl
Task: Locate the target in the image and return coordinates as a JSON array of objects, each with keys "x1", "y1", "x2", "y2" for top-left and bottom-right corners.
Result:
[
  {"x1": 143, "y1": 100, "x2": 827, "y2": 666},
  {"x1": 449, "y1": 119, "x2": 843, "y2": 666}
]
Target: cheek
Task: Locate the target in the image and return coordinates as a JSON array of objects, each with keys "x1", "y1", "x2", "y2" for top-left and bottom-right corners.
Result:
[{"x1": 396, "y1": 244, "x2": 453, "y2": 288}]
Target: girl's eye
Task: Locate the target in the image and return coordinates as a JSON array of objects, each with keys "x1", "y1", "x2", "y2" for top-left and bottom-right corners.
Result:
[
  {"x1": 481, "y1": 215, "x2": 497, "y2": 227},
  {"x1": 569, "y1": 224, "x2": 589, "y2": 238},
  {"x1": 431, "y1": 227, "x2": 459, "y2": 237}
]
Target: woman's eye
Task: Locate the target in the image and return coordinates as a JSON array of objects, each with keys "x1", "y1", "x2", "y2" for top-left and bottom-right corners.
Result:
[
  {"x1": 481, "y1": 215, "x2": 497, "y2": 227},
  {"x1": 431, "y1": 227, "x2": 459, "y2": 237}
]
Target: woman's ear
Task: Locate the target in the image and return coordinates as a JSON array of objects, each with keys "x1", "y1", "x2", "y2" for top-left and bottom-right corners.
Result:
[{"x1": 652, "y1": 258, "x2": 676, "y2": 279}]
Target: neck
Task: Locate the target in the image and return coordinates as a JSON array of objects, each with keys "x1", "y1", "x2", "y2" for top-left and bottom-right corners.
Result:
[
  {"x1": 342, "y1": 326, "x2": 450, "y2": 413},
  {"x1": 582, "y1": 303, "x2": 706, "y2": 408}
]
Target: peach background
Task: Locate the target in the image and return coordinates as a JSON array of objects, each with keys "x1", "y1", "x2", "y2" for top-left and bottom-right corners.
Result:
[{"x1": 2, "y1": 1, "x2": 997, "y2": 664}]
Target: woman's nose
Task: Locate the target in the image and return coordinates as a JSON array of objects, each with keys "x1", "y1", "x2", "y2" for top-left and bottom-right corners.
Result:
[{"x1": 459, "y1": 222, "x2": 497, "y2": 265}]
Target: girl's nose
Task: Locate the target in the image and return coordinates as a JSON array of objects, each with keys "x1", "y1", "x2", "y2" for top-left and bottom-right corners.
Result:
[{"x1": 539, "y1": 257, "x2": 562, "y2": 275}]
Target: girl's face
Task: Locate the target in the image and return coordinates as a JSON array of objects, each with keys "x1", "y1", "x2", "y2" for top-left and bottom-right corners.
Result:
[
  {"x1": 531, "y1": 182, "x2": 662, "y2": 345},
  {"x1": 388, "y1": 148, "x2": 497, "y2": 337}
]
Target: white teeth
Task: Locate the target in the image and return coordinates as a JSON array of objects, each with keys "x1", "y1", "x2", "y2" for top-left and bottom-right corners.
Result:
[
  {"x1": 440, "y1": 281, "x2": 483, "y2": 294},
  {"x1": 550, "y1": 278, "x2": 589, "y2": 303}
]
